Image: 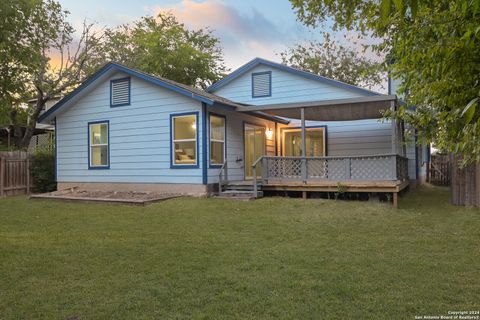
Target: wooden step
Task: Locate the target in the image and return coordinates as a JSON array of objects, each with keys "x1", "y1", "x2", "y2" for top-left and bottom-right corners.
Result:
[
  {"x1": 216, "y1": 190, "x2": 263, "y2": 200},
  {"x1": 225, "y1": 185, "x2": 255, "y2": 191}
]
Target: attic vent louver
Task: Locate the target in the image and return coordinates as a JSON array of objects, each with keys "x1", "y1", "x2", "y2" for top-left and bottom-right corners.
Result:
[
  {"x1": 110, "y1": 78, "x2": 130, "y2": 107},
  {"x1": 252, "y1": 71, "x2": 271, "y2": 98}
]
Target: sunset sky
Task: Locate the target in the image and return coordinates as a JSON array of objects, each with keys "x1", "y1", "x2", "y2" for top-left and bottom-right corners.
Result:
[{"x1": 57, "y1": 0, "x2": 343, "y2": 70}]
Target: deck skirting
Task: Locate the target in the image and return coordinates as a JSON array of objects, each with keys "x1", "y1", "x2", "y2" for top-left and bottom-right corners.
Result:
[{"x1": 262, "y1": 179, "x2": 409, "y2": 193}]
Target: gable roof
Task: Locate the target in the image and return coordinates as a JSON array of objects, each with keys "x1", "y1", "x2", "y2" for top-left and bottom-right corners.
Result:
[
  {"x1": 207, "y1": 57, "x2": 380, "y2": 96},
  {"x1": 38, "y1": 62, "x2": 247, "y2": 123}
]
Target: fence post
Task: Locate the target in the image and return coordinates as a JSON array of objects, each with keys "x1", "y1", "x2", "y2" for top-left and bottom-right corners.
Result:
[
  {"x1": 391, "y1": 155, "x2": 397, "y2": 180},
  {"x1": 301, "y1": 158, "x2": 307, "y2": 182},
  {"x1": 0, "y1": 157, "x2": 4, "y2": 197},
  {"x1": 26, "y1": 157, "x2": 30, "y2": 195},
  {"x1": 224, "y1": 161, "x2": 228, "y2": 182},
  {"x1": 344, "y1": 158, "x2": 351, "y2": 180},
  {"x1": 253, "y1": 165, "x2": 258, "y2": 197},
  {"x1": 261, "y1": 157, "x2": 268, "y2": 184}
]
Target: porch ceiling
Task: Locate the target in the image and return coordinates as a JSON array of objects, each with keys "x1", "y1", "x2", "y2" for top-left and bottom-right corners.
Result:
[{"x1": 237, "y1": 95, "x2": 398, "y2": 121}]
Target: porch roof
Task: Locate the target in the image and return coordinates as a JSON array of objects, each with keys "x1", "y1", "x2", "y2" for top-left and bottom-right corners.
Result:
[{"x1": 237, "y1": 95, "x2": 398, "y2": 121}]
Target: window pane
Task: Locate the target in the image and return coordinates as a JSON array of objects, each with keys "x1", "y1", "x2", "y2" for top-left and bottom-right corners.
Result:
[
  {"x1": 284, "y1": 129, "x2": 324, "y2": 157},
  {"x1": 210, "y1": 116, "x2": 225, "y2": 141},
  {"x1": 91, "y1": 145, "x2": 108, "y2": 166},
  {"x1": 90, "y1": 123, "x2": 108, "y2": 145},
  {"x1": 284, "y1": 131, "x2": 302, "y2": 156},
  {"x1": 174, "y1": 141, "x2": 196, "y2": 164},
  {"x1": 210, "y1": 141, "x2": 224, "y2": 164},
  {"x1": 174, "y1": 116, "x2": 196, "y2": 140},
  {"x1": 306, "y1": 130, "x2": 324, "y2": 156}
]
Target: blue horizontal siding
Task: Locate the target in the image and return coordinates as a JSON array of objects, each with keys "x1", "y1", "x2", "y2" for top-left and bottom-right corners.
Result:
[
  {"x1": 214, "y1": 65, "x2": 367, "y2": 105},
  {"x1": 56, "y1": 71, "x2": 205, "y2": 184},
  {"x1": 206, "y1": 105, "x2": 277, "y2": 183},
  {"x1": 58, "y1": 175, "x2": 203, "y2": 184}
]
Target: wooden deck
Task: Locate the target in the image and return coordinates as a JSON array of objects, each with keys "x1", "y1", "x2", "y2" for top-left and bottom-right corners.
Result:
[
  {"x1": 219, "y1": 154, "x2": 410, "y2": 207},
  {"x1": 227, "y1": 179, "x2": 409, "y2": 208},
  {"x1": 228, "y1": 179, "x2": 409, "y2": 193}
]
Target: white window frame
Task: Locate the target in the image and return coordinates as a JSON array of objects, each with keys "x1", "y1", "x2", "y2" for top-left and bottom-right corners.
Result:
[
  {"x1": 88, "y1": 121, "x2": 109, "y2": 168},
  {"x1": 171, "y1": 113, "x2": 198, "y2": 167},
  {"x1": 282, "y1": 127, "x2": 326, "y2": 157},
  {"x1": 209, "y1": 114, "x2": 226, "y2": 166}
]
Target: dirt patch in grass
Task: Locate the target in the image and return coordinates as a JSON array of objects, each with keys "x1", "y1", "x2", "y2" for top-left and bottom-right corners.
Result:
[
  {"x1": 57, "y1": 189, "x2": 178, "y2": 200},
  {"x1": 30, "y1": 188, "x2": 182, "y2": 205}
]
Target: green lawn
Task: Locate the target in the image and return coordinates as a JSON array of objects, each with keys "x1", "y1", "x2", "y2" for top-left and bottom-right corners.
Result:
[{"x1": 0, "y1": 187, "x2": 479, "y2": 319}]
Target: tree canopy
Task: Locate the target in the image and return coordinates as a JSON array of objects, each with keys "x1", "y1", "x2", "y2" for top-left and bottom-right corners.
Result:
[
  {"x1": 0, "y1": 0, "x2": 101, "y2": 147},
  {"x1": 91, "y1": 13, "x2": 228, "y2": 89},
  {"x1": 280, "y1": 32, "x2": 383, "y2": 90},
  {"x1": 0, "y1": 0, "x2": 53, "y2": 125},
  {"x1": 0, "y1": 2, "x2": 227, "y2": 148},
  {"x1": 290, "y1": 0, "x2": 480, "y2": 164}
]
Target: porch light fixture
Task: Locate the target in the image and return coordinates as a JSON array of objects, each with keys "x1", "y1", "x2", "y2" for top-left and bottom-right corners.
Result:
[{"x1": 265, "y1": 128, "x2": 274, "y2": 140}]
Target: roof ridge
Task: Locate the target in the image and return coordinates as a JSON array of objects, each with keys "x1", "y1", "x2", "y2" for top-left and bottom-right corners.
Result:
[
  {"x1": 207, "y1": 57, "x2": 381, "y2": 96},
  {"x1": 107, "y1": 62, "x2": 243, "y2": 107}
]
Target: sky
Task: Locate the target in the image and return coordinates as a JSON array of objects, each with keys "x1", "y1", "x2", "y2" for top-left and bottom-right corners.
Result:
[
  {"x1": 57, "y1": 0, "x2": 385, "y2": 91},
  {"x1": 57, "y1": 0, "x2": 346, "y2": 70}
]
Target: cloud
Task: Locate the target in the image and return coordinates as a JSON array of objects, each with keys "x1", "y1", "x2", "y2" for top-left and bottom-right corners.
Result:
[{"x1": 151, "y1": 0, "x2": 297, "y2": 69}]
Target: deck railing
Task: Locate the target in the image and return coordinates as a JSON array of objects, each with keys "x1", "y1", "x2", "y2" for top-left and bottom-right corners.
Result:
[
  {"x1": 218, "y1": 160, "x2": 228, "y2": 193},
  {"x1": 252, "y1": 154, "x2": 409, "y2": 197}
]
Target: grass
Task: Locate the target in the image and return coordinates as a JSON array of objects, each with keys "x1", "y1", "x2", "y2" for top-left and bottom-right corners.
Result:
[{"x1": 0, "y1": 187, "x2": 479, "y2": 319}]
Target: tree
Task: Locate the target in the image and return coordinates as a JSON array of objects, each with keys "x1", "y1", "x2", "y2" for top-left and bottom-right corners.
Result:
[
  {"x1": 0, "y1": 0, "x2": 100, "y2": 148},
  {"x1": 0, "y1": 0, "x2": 42, "y2": 126},
  {"x1": 91, "y1": 13, "x2": 228, "y2": 89},
  {"x1": 280, "y1": 32, "x2": 384, "y2": 90},
  {"x1": 1, "y1": 5, "x2": 227, "y2": 149},
  {"x1": 290, "y1": 0, "x2": 480, "y2": 164}
]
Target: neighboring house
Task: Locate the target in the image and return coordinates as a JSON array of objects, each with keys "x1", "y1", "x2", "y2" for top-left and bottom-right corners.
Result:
[
  {"x1": 27, "y1": 96, "x2": 62, "y2": 114},
  {"x1": 0, "y1": 97, "x2": 59, "y2": 149},
  {"x1": 38, "y1": 58, "x2": 426, "y2": 205},
  {"x1": 0, "y1": 124, "x2": 53, "y2": 150}
]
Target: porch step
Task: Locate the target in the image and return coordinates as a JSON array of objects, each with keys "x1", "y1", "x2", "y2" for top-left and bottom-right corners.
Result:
[
  {"x1": 225, "y1": 185, "x2": 255, "y2": 191},
  {"x1": 217, "y1": 190, "x2": 263, "y2": 200}
]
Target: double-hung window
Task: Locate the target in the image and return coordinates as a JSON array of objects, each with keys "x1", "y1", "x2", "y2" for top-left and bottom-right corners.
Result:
[
  {"x1": 209, "y1": 114, "x2": 225, "y2": 166},
  {"x1": 88, "y1": 121, "x2": 109, "y2": 168},
  {"x1": 171, "y1": 113, "x2": 198, "y2": 167}
]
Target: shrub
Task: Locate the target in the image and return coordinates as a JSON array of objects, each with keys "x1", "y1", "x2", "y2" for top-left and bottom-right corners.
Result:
[{"x1": 30, "y1": 149, "x2": 56, "y2": 193}]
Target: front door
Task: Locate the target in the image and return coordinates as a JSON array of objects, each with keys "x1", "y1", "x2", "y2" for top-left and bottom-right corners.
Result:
[{"x1": 244, "y1": 124, "x2": 266, "y2": 179}]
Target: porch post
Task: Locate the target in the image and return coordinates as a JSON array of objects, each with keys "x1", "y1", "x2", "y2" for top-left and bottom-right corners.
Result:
[
  {"x1": 301, "y1": 107, "x2": 307, "y2": 182},
  {"x1": 391, "y1": 100, "x2": 397, "y2": 154},
  {"x1": 301, "y1": 107, "x2": 307, "y2": 156},
  {"x1": 391, "y1": 100, "x2": 398, "y2": 180}
]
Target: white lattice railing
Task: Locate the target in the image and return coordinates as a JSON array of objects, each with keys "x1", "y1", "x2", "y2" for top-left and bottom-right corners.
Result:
[
  {"x1": 254, "y1": 154, "x2": 409, "y2": 183},
  {"x1": 252, "y1": 154, "x2": 409, "y2": 197}
]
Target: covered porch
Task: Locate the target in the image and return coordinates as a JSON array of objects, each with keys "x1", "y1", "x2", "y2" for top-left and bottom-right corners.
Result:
[{"x1": 218, "y1": 95, "x2": 409, "y2": 207}]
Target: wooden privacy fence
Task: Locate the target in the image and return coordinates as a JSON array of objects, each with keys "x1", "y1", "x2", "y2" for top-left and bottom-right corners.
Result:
[
  {"x1": 451, "y1": 154, "x2": 480, "y2": 207},
  {"x1": 427, "y1": 155, "x2": 451, "y2": 186},
  {"x1": 0, "y1": 151, "x2": 30, "y2": 197}
]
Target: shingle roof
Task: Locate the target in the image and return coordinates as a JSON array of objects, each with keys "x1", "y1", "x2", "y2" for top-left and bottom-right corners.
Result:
[
  {"x1": 117, "y1": 63, "x2": 246, "y2": 109},
  {"x1": 38, "y1": 62, "x2": 288, "y2": 124}
]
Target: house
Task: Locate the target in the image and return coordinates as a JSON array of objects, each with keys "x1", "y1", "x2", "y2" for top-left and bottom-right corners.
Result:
[
  {"x1": 38, "y1": 58, "x2": 427, "y2": 205},
  {"x1": 0, "y1": 124, "x2": 53, "y2": 150}
]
